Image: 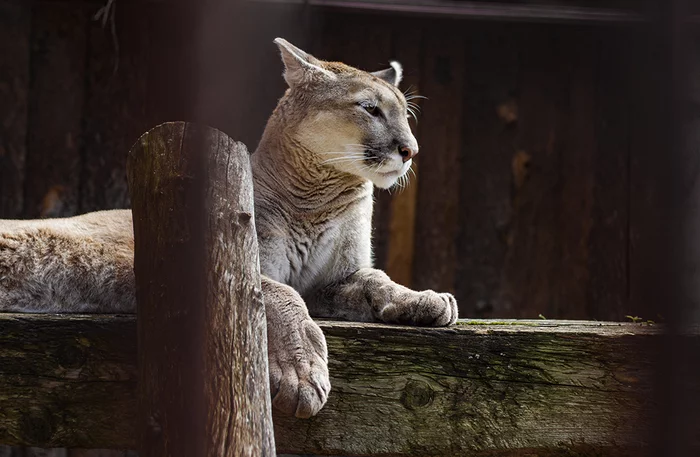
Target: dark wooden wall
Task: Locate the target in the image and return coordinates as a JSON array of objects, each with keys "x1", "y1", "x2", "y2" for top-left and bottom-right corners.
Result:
[
  {"x1": 315, "y1": 13, "x2": 674, "y2": 323},
  {"x1": 0, "y1": 0, "x2": 685, "y2": 323}
]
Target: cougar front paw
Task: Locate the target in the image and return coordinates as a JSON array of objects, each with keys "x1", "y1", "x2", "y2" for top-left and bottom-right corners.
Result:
[
  {"x1": 268, "y1": 319, "x2": 331, "y2": 419},
  {"x1": 380, "y1": 289, "x2": 459, "y2": 327}
]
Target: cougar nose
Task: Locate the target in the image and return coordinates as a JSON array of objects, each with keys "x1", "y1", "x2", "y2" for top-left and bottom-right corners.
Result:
[{"x1": 399, "y1": 145, "x2": 418, "y2": 163}]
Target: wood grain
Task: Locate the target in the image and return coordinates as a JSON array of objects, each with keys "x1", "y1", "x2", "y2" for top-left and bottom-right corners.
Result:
[
  {"x1": 0, "y1": 1, "x2": 30, "y2": 219},
  {"x1": 498, "y1": 27, "x2": 600, "y2": 319},
  {"x1": 586, "y1": 29, "x2": 631, "y2": 321},
  {"x1": 80, "y1": 4, "x2": 149, "y2": 213},
  {"x1": 455, "y1": 24, "x2": 520, "y2": 318},
  {"x1": 2, "y1": 315, "x2": 692, "y2": 456},
  {"x1": 412, "y1": 25, "x2": 465, "y2": 296},
  {"x1": 627, "y1": 25, "x2": 666, "y2": 322},
  {"x1": 127, "y1": 123, "x2": 275, "y2": 457},
  {"x1": 23, "y1": 3, "x2": 87, "y2": 218}
]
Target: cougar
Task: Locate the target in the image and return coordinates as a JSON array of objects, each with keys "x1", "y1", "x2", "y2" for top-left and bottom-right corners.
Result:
[{"x1": 0, "y1": 38, "x2": 458, "y2": 418}]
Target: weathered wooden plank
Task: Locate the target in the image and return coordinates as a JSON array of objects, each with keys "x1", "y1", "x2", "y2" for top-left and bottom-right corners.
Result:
[
  {"x1": 497, "y1": 27, "x2": 561, "y2": 319},
  {"x1": 384, "y1": 22, "x2": 423, "y2": 288},
  {"x1": 2, "y1": 315, "x2": 692, "y2": 456},
  {"x1": 0, "y1": 1, "x2": 30, "y2": 219},
  {"x1": 627, "y1": 24, "x2": 666, "y2": 322},
  {"x1": 554, "y1": 30, "x2": 597, "y2": 319},
  {"x1": 498, "y1": 27, "x2": 600, "y2": 319},
  {"x1": 0, "y1": 445, "x2": 22, "y2": 456},
  {"x1": 23, "y1": 3, "x2": 87, "y2": 218},
  {"x1": 412, "y1": 25, "x2": 465, "y2": 296},
  {"x1": 23, "y1": 449, "x2": 66, "y2": 457},
  {"x1": 586, "y1": 29, "x2": 632, "y2": 321},
  {"x1": 79, "y1": 4, "x2": 149, "y2": 213},
  {"x1": 68, "y1": 451, "x2": 135, "y2": 457},
  {"x1": 127, "y1": 123, "x2": 275, "y2": 456},
  {"x1": 455, "y1": 24, "x2": 520, "y2": 318},
  {"x1": 0, "y1": 314, "x2": 137, "y2": 448}
]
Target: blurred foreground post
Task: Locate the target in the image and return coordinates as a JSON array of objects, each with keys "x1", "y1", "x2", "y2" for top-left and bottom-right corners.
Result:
[{"x1": 127, "y1": 122, "x2": 275, "y2": 457}]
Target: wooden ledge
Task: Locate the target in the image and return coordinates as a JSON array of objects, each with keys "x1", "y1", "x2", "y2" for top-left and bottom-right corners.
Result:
[{"x1": 0, "y1": 314, "x2": 697, "y2": 455}]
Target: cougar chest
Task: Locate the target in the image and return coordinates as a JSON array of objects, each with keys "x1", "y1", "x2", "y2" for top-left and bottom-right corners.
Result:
[{"x1": 285, "y1": 217, "x2": 345, "y2": 295}]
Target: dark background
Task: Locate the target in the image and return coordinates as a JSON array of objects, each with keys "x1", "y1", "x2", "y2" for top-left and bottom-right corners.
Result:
[{"x1": 0, "y1": 2, "x2": 698, "y2": 456}]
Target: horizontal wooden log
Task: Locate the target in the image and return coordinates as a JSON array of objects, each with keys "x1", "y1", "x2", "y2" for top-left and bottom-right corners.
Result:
[
  {"x1": 0, "y1": 315, "x2": 698, "y2": 456},
  {"x1": 258, "y1": 0, "x2": 647, "y2": 23},
  {"x1": 35, "y1": 0, "x2": 649, "y2": 23}
]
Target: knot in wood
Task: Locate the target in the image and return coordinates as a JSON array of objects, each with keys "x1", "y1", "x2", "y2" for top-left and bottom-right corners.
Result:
[
  {"x1": 56, "y1": 341, "x2": 87, "y2": 369},
  {"x1": 400, "y1": 379, "x2": 434, "y2": 410},
  {"x1": 147, "y1": 413, "x2": 162, "y2": 436},
  {"x1": 237, "y1": 211, "x2": 252, "y2": 225}
]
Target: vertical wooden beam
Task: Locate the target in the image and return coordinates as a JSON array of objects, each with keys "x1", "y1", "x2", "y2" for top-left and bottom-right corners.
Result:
[
  {"x1": 412, "y1": 26, "x2": 465, "y2": 295},
  {"x1": 627, "y1": 27, "x2": 664, "y2": 322},
  {"x1": 127, "y1": 122, "x2": 275, "y2": 457},
  {"x1": 194, "y1": 0, "x2": 309, "y2": 150},
  {"x1": 586, "y1": 28, "x2": 631, "y2": 321},
  {"x1": 455, "y1": 23, "x2": 520, "y2": 318},
  {"x1": 555, "y1": 30, "x2": 596, "y2": 319},
  {"x1": 144, "y1": 2, "x2": 198, "y2": 128},
  {"x1": 385, "y1": 22, "x2": 423, "y2": 288},
  {"x1": 24, "y1": 3, "x2": 87, "y2": 218},
  {"x1": 647, "y1": 1, "x2": 700, "y2": 455},
  {"x1": 0, "y1": 1, "x2": 30, "y2": 219},
  {"x1": 498, "y1": 27, "x2": 599, "y2": 319}
]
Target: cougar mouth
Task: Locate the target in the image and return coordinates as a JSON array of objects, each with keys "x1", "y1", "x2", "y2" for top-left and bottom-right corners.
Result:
[{"x1": 376, "y1": 169, "x2": 401, "y2": 178}]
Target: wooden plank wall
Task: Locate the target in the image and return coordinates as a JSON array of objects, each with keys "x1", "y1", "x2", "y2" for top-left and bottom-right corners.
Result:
[
  {"x1": 0, "y1": 0, "x2": 150, "y2": 223},
  {"x1": 315, "y1": 13, "x2": 662, "y2": 323},
  {"x1": 0, "y1": 3, "x2": 664, "y2": 322}
]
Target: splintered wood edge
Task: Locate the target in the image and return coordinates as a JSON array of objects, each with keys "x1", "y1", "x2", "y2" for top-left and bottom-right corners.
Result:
[{"x1": 0, "y1": 313, "x2": 670, "y2": 333}]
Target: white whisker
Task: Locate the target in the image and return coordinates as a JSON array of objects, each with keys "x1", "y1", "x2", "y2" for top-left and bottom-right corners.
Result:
[
  {"x1": 407, "y1": 106, "x2": 419, "y2": 123},
  {"x1": 322, "y1": 157, "x2": 364, "y2": 164},
  {"x1": 407, "y1": 101, "x2": 422, "y2": 112}
]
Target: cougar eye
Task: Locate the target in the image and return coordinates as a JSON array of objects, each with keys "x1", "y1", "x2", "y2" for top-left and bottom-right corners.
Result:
[{"x1": 360, "y1": 101, "x2": 380, "y2": 117}]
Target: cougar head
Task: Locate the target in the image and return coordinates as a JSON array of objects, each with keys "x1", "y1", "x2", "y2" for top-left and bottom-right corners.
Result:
[{"x1": 274, "y1": 38, "x2": 419, "y2": 189}]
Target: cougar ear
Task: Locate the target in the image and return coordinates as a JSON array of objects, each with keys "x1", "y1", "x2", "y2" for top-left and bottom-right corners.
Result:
[
  {"x1": 273, "y1": 38, "x2": 334, "y2": 87},
  {"x1": 372, "y1": 61, "x2": 403, "y2": 87}
]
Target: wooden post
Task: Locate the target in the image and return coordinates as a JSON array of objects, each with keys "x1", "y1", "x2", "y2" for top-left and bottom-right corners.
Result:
[{"x1": 126, "y1": 122, "x2": 275, "y2": 457}]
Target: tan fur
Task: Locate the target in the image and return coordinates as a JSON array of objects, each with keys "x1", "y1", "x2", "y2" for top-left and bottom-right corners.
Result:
[
  {"x1": 0, "y1": 210, "x2": 135, "y2": 313},
  {"x1": 0, "y1": 39, "x2": 457, "y2": 419}
]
